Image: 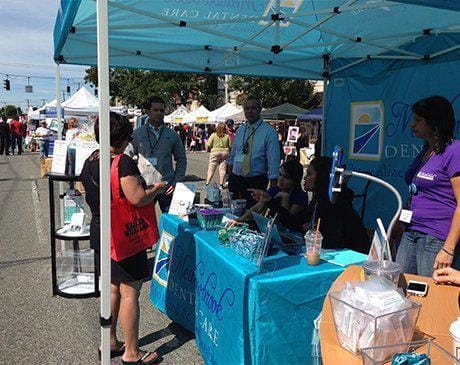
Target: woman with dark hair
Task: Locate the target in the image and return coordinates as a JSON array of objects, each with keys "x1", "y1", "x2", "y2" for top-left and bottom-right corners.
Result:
[
  {"x1": 256, "y1": 157, "x2": 369, "y2": 252},
  {"x1": 396, "y1": 95, "x2": 460, "y2": 277},
  {"x1": 234, "y1": 159, "x2": 308, "y2": 223},
  {"x1": 205, "y1": 122, "x2": 232, "y2": 188},
  {"x1": 80, "y1": 112, "x2": 164, "y2": 364}
]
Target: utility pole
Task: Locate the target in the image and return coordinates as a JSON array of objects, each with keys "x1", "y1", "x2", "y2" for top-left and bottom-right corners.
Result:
[
  {"x1": 26, "y1": 99, "x2": 30, "y2": 108},
  {"x1": 224, "y1": 75, "x2": 229, "y2": 103}
]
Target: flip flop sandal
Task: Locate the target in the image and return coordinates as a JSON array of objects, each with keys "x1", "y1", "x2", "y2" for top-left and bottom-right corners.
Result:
[
  {"x1": 121, "y1": 351, "x2": 159, "y2": 365},
  {"x1": 98, "y1": 343, "x2": 125, "y2": 360}
]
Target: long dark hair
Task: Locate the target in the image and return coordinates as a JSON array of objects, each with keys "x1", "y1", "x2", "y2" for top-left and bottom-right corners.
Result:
[
  {"x1": 281, "y1": 159, "x2": 303, "y2": 190},
  {"x1": 310, "y1": 157, "x2": 332, "y2": 197},
  {"x1": 412, "y1": 95, "x2": 455, "y2": 154}
]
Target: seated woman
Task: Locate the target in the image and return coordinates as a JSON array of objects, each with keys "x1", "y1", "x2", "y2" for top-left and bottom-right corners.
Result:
[
  {"x1": 234, "y1": 159, "x2": 308, "y2": 225},
  {"x1": 248, "y1": 156, "x2": 370, "y2": 253}
]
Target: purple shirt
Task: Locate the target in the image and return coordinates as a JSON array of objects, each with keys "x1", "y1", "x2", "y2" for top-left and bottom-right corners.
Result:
[
  {"x1": 407, "y1": 140, "x2": 460, "y2": 241},
  {"x1": 267, "y1": 186, "x2": 308, "y2": 208}
]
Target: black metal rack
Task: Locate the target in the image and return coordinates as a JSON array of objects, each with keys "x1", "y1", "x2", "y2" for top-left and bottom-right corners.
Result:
[{"x1": 47, "y1": 173, "x2": 99, "y2": 299}]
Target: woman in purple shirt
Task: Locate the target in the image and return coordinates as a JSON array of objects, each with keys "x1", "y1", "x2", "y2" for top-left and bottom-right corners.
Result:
[{"x1": 396, "y1": 95, "x2": 460, "y2": 277}]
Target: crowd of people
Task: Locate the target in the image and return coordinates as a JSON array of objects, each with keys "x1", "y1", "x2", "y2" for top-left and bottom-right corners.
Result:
[{"x1": 0, "y1": 116, "x2": 29, "y2": 156}]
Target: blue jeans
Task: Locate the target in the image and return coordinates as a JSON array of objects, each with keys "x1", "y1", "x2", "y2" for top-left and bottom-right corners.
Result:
[
  {"x1": 395, "y1": 230, "x2": 444, "y2": 277},
  {"x1": 39, "y1": 140, "x2": 49, "y2": 158}
]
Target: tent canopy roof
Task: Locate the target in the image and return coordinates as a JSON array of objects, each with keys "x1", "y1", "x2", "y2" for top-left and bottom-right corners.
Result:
[
  {"x1": 54, "y1": 1, "x2": 460, "y2": 80},
  {"x1": 261, "y1": 102, "x2": 308, "y2": 120}
]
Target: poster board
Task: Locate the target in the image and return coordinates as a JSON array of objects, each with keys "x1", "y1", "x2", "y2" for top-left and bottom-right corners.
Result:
[
  {"x1": 287, "y1": 126, "x2": 299, "y2": 142},
  {"x1": 51, "y1": 140, "x2": 68, "y2": 174}
]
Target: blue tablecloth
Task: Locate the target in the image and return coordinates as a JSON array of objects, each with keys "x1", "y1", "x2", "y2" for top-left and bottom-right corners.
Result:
[
  {"x1": 149, "y1": 214, "x2": 199, "y2": 333},
  {"x1": 194, "y1": 231, "x2": 345, "y2": 365}
]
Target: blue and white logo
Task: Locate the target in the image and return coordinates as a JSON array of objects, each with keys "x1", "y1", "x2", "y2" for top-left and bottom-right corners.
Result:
[
  {"x1": 349, "y1": 101, "x2": 384, "y2": 161},
  {"x1": 152, "y1": 230, "x2": 174, "y2": 288}
]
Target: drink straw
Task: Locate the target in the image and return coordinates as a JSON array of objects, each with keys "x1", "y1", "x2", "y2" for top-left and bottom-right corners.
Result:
[{"x1": 313, "y1": 218, "x2": 321, "y2": 255}]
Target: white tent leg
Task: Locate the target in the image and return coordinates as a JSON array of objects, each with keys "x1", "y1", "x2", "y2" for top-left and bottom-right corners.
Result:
[
  {"x1": 55, "y1": 64, "x2": 64, "y2": 226},
  {"x1": 96, "y1": 0, "x2": 111, "y2": 364},
  {"x1": 321, "y1": 78, "x2": 329, "y2": 156}
]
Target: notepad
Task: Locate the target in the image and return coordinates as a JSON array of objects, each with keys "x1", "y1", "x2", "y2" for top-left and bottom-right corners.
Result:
[{"x1": 320, "y1": 249, "x2": 368, "y2": 267}]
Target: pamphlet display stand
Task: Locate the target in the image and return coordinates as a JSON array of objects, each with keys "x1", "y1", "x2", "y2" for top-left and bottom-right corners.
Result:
[{"x1": 47, "y1": 173, "x2": 99, "y2": 298}]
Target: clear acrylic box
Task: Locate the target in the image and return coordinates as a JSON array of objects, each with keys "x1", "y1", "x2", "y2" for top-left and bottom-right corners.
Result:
[
  {"x1": 329, "y1": 291, "x2": 422, "y2": 359},
  {"x1": 361, "y1": 339, "x2": 460, "y2": 365},
  {"x1": 57, "y1": 248, "x2": 96, "y2": 295}
]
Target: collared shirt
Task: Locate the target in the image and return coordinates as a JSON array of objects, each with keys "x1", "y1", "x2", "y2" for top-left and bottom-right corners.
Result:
[
  {"x1": 228, "y1": 119, "x2": 280, "y2": 179},
  {"x1": 147, "y1": 123, "x2": 162, "y2": 140},
  {"x1": 125, "y1": 122, "x2": 187, "y2": 186}
]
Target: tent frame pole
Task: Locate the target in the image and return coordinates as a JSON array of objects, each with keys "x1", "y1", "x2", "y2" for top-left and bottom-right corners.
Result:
[
  {"x1": 96, "y1": 0, "x2": 111, "y2": 364},
  {"x1": 55, "y1": 64, "x2": 65, "y2": 226}
]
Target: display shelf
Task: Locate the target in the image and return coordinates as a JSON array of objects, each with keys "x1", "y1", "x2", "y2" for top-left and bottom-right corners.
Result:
[{"x1": 48, "y1": 173, "x2": 99, "y2": 299}]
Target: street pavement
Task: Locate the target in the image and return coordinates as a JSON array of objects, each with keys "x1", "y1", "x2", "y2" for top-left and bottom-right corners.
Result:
[{"x1": 0, "y1": 151, "x2": 212, "y2": 364}]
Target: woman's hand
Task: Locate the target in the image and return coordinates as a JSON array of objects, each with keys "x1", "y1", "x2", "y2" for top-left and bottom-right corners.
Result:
[
  {"x1": 433, "y1": 247, "x2": 454, "y2": 270},
  {"x1": 248, "y1": 188, "x2": 272, "y2": 203},
  {"x1": 433, "y1": 267, "x2": 460, "y2": 285}
]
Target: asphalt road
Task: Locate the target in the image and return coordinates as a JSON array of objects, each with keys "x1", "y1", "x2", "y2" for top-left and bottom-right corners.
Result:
[{"x1": 0, "y1": 151, "x2": 211, "y2": 364}]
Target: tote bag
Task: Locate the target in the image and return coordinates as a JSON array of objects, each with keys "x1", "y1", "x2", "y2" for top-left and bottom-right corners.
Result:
[{"x1": 110, "y1": 154, "x2": 159, "y2": 262}]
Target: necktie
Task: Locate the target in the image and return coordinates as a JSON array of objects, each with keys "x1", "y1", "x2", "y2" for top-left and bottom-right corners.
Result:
[{"x1": 242, "y1": 126, "x2": 254, "y2": 176}]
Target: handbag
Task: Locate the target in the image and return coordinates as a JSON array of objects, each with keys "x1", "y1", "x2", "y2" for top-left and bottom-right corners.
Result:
[{"x1": 110, "y1": 154, "x2": 159, "y2": 262}]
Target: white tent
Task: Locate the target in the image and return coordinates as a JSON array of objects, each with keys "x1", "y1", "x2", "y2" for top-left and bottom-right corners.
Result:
[
  {"x1": 208, "y1": 103, "x2": 243, "y2": 123},
  {"x1": 62, "y1": 87, "x2": 99, "y2": 115},
  {"x1": 225, "y1": 109, "x2": 246, "y2": 124},
  {"x1": 164, "y1": 105, "x2": 189, "y2": 124},
  {"x1": 183, "y1": 105, "x2": 212, "y2": 124}
]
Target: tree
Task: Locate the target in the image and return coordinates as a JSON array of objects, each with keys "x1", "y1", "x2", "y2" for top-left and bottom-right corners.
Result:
[
  {"x1": 84, "y1": 67, "x2": 221, "y2": 111},
  {"x1": 228, "y1": 76, "x2": 314, "y2": 109},
  {"x1": 0, "y1": 105, "x2": 19, "y2": 120}
]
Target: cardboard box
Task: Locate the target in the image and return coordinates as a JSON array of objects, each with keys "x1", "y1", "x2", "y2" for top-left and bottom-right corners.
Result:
[{"x1": 40, "y1": 157, "x2": 53, "y2": 178}]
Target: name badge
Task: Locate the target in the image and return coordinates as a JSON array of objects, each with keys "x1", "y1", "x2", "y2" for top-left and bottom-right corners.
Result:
[
  {"x1": 399, "y1": 209, "x2": 413, "y2": 224},
  {"x1": 147, "y1": 157, "x2": 158, "y2": 166},
  {"x1": 235, "y1": 154, "x2": 244, "y2": 163}
]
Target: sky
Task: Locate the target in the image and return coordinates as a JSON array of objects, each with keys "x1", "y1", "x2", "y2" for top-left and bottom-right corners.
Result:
[{"x1": 0, "y1": 0, "x2": 88, "y2": 111}]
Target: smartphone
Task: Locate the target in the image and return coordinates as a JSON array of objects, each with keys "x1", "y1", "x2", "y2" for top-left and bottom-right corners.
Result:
[
  {"x1": 328, "y1": 146, "x2": 344, "y2": 204},
  {"x1": 406, "y1": 280, "x2": 428, "y2": 297}
]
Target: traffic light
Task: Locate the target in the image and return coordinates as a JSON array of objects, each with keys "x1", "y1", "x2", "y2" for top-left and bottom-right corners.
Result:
[
  {"x1": 94, "y1": 88, "x2": 98, "y2": 97},
  {"x1": 66, "y1": 85, "x2": 71, "y2": 95},
  {"x1": 3, "y1": 79, "x2": 10, "y2": 91}
]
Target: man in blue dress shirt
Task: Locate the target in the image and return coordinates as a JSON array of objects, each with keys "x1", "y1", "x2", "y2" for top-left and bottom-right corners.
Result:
[{"x1": 228, "y1": 95, "x2": 280, "y2": 208}]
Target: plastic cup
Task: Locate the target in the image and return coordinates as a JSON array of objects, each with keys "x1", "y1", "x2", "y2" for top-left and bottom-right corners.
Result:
[
  {"x1": 305, "y1": 229, "x2": 323, "y2": 265},
  {"x1": 450, "y1": 317, "x2": 460, "y2": 361},
  {"x1": 231, "y1": 199, "x2": 246, "y2": 217}
]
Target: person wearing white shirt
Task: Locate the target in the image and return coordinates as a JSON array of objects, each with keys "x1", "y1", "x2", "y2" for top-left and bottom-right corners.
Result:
[{"x1": 35, "y1": 120, "x2": 53, "y2": 158}]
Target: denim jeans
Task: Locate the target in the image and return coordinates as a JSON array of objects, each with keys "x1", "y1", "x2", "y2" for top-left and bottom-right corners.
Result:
[
  {"x1": 39, "y1": 140, "x2": 49, "y2": 158},
  {"x1": 395, "y1": 230, "x2": 444, "y2": 277}
]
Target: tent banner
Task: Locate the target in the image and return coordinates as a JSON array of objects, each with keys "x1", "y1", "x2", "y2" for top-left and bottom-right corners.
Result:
[{"x1": 325, "y1": 59, "x2": 460, "y2": 230}]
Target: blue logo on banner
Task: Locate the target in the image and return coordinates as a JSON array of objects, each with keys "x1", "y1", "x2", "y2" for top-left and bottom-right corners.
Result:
[
  {"x1": 153, "y1": 230, "x2": 174, "y2": 287},
  {"x1": 349, "y1": 101, "x2": 384, "y2": 161}
]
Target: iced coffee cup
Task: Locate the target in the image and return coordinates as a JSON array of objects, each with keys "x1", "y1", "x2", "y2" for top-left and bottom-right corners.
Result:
[{"x1": 305, "y1": 229, "x2": 323, "y2": 266}]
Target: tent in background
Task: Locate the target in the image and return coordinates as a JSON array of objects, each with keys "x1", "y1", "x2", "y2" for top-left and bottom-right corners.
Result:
[
  {"x1": 165, "y1": 105, "x2": 189, "y2": 123},
  {"x1": 298, "y1": 108, "x2": 323, "y2": 121},
  {"x1": 61, "y1": 87, "x2": 99, "y2": 115},
  {"x1": 208, "y1": 103, "x2": 242, "y2": 123},
  {"x1": 183, "y1": 105, "x2": 212, "y2": 124},
  {"x1": 261, "y1": 103, "x2": 308, "y2": 120}
]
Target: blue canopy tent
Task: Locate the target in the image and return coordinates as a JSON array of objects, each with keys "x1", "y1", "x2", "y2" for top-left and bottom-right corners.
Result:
[{"x1": 53, "y1": 0, "x2": 460, "y2": 362}]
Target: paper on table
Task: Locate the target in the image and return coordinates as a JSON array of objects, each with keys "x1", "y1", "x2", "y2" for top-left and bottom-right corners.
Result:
[
  {"x1": 168, "y1": 183, "x2": 196, "y2": 217},
  {"x1": 320, "y1": 249, "x2": 367, "y2": 267},
  {"x1": 51, "y1": 140, "x2": 68, "y2": 174}
]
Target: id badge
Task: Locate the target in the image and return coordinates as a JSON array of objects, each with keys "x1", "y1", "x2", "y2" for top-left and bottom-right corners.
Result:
[
  {"x1": 147, "y1": 157, "x2": 158, "y2": 166},
  {"x1": 235, "y1": 154, "x2": 244, "y2": 163},
  {"x1": 399, "y1": 209, "x2": 413, "y2": 223}
]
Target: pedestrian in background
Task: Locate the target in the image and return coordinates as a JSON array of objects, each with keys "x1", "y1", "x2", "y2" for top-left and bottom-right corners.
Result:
[
  {"x1": 35, "y1": 120, "x2": 53, "y2": 158},
  {"x1": 205, "y1": 122, "x2": 232, "y2": 189},
  {"x1": 0, "y1": 117, "x2": 11, "y2": 156},
  {"x1": 9, "y1": 116, "x2": 24, "y2": 155}
]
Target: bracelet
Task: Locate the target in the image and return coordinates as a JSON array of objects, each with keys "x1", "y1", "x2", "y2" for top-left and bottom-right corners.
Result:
[{"x1": 441, "y1": 247, "x2": 454, "y2": 257}]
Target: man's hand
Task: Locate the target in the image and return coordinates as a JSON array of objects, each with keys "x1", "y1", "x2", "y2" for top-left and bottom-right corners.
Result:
[
  {"x1": 248, "y1": 188, "x2": 272, "y2": 203},
  {"x1": 433, "y1": 267, "x2": 460, "y2": 285}
]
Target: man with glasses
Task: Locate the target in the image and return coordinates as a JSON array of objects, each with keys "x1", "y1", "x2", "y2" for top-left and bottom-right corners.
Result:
[
  {"x1": 228, "y1": 95, "x2": 280, "y2": 208},
  {"x1": 125, "y1": 96, "x2": 187, "y2": 212}
]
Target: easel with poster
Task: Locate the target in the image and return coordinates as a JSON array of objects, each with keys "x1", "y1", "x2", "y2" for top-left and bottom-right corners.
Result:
[{"x1": 283, "y1": 126, "x2": 300, "y2": 161}]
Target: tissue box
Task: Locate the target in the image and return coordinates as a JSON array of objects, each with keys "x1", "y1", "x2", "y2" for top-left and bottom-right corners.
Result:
[{"x1": 329, "y1": 290, "x2": 421, "y2": 360}]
